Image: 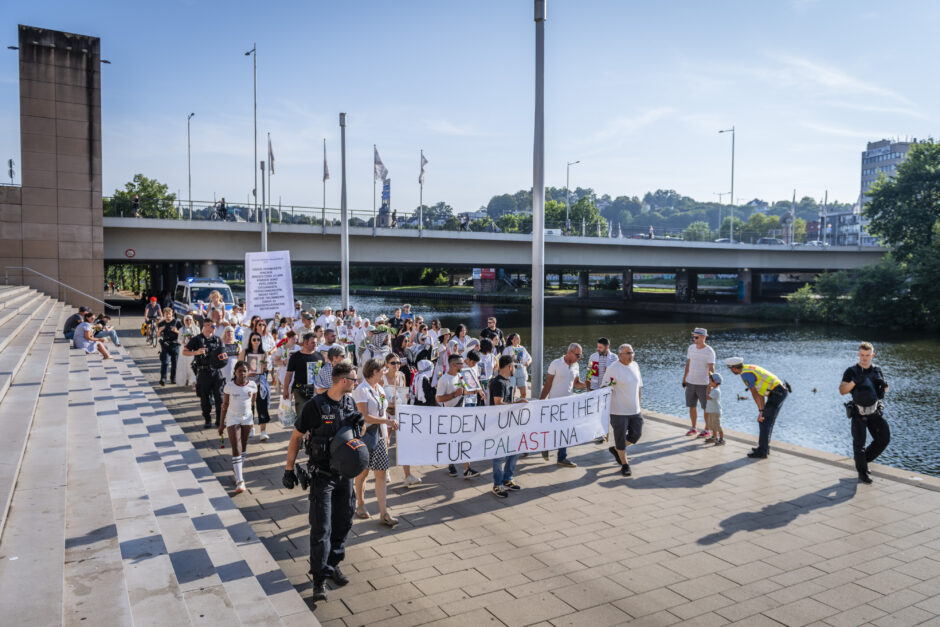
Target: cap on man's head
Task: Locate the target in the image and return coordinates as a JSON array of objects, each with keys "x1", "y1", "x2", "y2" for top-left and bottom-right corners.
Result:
[
  {"x1": 724, "y1": 357, "x2": 744, "y2": 367},
  {"x1": 78, "y1": 305, "x2": 91, "y2": 313},
  {"x1": 150, "y1": 296, "x2": 157, "y2": 302},
  {"x1": 302, "y1": 313, "x2": 313, "y2": 320},
  {"x1": 710, "y1": 372, "x2": 723, "y2": 384},
  {"x1": 438, "y1": 327, "x2": 451, "y2": 336},
  {"x1": 693, "y1": 327, "x2": 708, "y2": 336},
  {"x1": 324, "y1": 306, "x2": 332, "y2": 311},
  {"x1": 295, "y1": 300, "x2": 302, "y2": 306},
  {"x1": 349, "y1": 306, "x2": 356, "y2": 310}
]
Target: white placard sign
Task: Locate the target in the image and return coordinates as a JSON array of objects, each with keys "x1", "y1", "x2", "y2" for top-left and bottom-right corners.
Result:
[
  {"x1": 396, "y1": 388, "x2": 611, "y2": 465},
  {"x1": 245, "y1": 250, "x2": 295, "y2": 321}
]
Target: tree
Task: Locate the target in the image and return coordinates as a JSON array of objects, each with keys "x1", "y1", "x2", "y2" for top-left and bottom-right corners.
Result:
[
  {"x1": 104, "y1": 174, "x2": 178, "y2": 218},
  {"x1": 486, "y1": 194, "x2": 517, "y2": 219},
  {"x1": 718, "y1": 216, "x2": 746, "y2": 240},
  {"x1": 682, "y1": 221, "x2": 712, "y2": 242},
  {"x1": 814, "y1": 271, "x2": 850, "y2": 322},
  {"x1": 864, "y1": 140, "x2": 940, "y2": 261},
  {"x1": 414, "y1": 202, "x2": 453, "y2": 225}
]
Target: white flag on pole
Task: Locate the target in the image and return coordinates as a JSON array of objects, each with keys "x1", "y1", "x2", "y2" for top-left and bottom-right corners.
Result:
[
  {"x1": 268, "y1": 134, "x2": 275, "y2": 175},
  {"x1": 323, "y1": 140, "x2": 330, "y2": 182},
  {"x1": 419, "y1": 152, "x2": 428, "y2": 185},
  {"x1": 374, "y1": 146, "x2": 388, "y2": 181}
]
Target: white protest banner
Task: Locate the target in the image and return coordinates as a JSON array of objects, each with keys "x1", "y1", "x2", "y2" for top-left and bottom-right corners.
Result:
[
  {"x1": 396, "y1": 388, "x2": 612, "y2": 466},
  {"x1": 244, "y1": 250, "x2": 294, "y2": 320}
]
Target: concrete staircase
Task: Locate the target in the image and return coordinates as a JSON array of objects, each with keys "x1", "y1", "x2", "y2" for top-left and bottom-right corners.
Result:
[{"x1": 0, "y1": 285, "x2": 313, "y2": 625}]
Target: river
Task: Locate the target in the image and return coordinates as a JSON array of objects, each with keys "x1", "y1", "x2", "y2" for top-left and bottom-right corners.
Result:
[{"x1": 240, "y1": 291, "x2": 940, "y2": 477}]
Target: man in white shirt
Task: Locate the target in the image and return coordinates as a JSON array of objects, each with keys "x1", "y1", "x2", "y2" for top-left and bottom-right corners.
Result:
[
  {"x1": 588, "y1": 337, "x2": 618, "y2": 444},
  {"x1": 682, "y1": 327, "x2": 716, "y2": 437},
  {"x1": 436, "y1": 354, "x2": 481, "y2": 478},
  {"x1": 316, "y1": 306, "x2": 337, "y2": 331},
  {"x1": 539, "y1": 343, "x2": 588, "y2": 467},
  {"x1": 227, "y1": 304, "x2": 244, "y2": 327},
  {"x1": 316, "y1": 329, "x2": 347, "y2": 360},
  {"x1": 602, "y1": 343, "x2": 643, "y2": 476}
]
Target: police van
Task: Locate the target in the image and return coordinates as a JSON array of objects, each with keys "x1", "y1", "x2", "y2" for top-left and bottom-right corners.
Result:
[{"x1": 172, "y1": 278, "x2": 236, "y2": 317}]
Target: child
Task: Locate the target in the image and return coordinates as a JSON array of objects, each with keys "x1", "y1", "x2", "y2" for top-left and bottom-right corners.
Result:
[
  {"x1": 219, "y1": 360, "x2": 257, "y2": 494},
  {"x1": 704, "y1": 372, "x2": 724, "y2": 445}
]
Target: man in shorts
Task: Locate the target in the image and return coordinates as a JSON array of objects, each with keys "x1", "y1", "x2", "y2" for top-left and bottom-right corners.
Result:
[
  {"x1": 682, "y1": 327, "x2": 715, "y2": 437},
  {"x1": 602, "y1": 343, "x2": 642, "y2": 476}
]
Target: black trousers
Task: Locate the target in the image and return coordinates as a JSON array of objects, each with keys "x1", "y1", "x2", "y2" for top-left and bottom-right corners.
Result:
[
  {"x1": 196, "y1": 370, "x2": 223, "y2": 424},
  {"x1": 851, "y1": 413, "x2": 890, "y2": 475},
  {"x1": 309, "y1": 470, "x2": 355, "y2": 581},
  {"x1": 757, "y1": 385, "x2": 788, "y2": 454}
]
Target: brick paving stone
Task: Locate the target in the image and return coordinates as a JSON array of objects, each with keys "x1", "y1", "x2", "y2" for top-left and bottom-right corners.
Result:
[
  {"x1": 668, "y1": 574, "x2": 739, "y2": 602},
  {"x1": 423, "y1": 607, "x2": 503, "y2": 627},
  {"x1": 822, "y1": 604, "x2": 887, "y2": 627},
  {"x1": 549, "y1": 576, "x2": 631, "y2": 611},
  {"x1": 721, "y1": 561, "x2": 786, "y2": 586},
  {"x1": 460, "y1": 572, "x2": 531, "y2": 597},
  {"x1": 716, "y1": 594, "x2": 782, "y2": 622},
  {"x1": 609, "y1": 562, "x2": 687, "y2": 594},
  {"x1": 872, "y1": 605, "x2": 935, "y2": 627},
  {"x1": 438, "y1": 589, "x2": 514, "y2": 617},
  {"x1": 669, "y1": 593, "x2": 735, "y2": 620},
  {"x1": 914, "y1": 593, "x2": 940, "y2": 615},
  {"x1": 661, "y1": 552, "x2": 733, "y2": 579},
  {"x1": 868, "y1": 588, "x2": 929, "y2": 614},
  {"x1": 487, "y1": 592, "x2": 575, "y2": 627},
  {"x1": 370, "y1": 607, "x2": 448, "y2": 627},
  {"x1": 811, "y1": 582, "x2": 883, "y2": 612},
  {"x1": 613, "y1": 587, "x2": 688, "y2": 618},
  {"x1": 855, "y1": 569, "x2": 922, "y2": 596},
  {"x1": 548, "y1": 602, "x2": 632, "y2": 626},
  {"x1": 764, "y1": 598, "x2": 839, "y2": 627},
  {"x1": 768, "y1": 581, "x2": 829, "y2": 606},
  {"x1": 506, "y1": 574, "x2": 575, "y2": 600}
]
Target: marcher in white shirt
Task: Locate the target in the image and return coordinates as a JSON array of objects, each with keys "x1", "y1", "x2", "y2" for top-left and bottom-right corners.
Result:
[
  {"x1": 682, "y1": 327, "x2": 716, "y2": 437},
  {"x1": 315, "y1": 306, "x2": 337, "y2": 331},
  {"x1": 539, "y1": 343, "x2": 588, "y2": 467},
  {"x1": 602, "y1": 343, "x2": 643, "y2": 477}
]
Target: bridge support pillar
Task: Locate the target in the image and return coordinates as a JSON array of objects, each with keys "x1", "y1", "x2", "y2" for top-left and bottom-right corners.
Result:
[
  {"x1": 162, "y1": 264, "x2": 176, "y2": 295},
  {"x1": 199, "y1": 261, "x2": 220, "y2": 280},
  {"x1": 737, "y1": 268, "x2": 752, "y2": 304},
  {"x1": 752, "y1": 271, "x2": 763, "y2": 301},
  {"x1": 675, "y1": 269, "x2": 696, "y2": 302},
  {"x1": 578, "y1": 271, "x2": 589, "y2": 299},
  {"x1": 149, "y1": 263, "x2": 163, "y2": 296},
  {"x1": 622, "y1": 270, "x2": 633, "y2": 300}
]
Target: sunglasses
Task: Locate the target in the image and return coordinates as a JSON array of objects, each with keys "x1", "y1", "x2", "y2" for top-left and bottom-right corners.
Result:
[{"x1": 388, "y1": 361, "x2": 400, "y2": 365}]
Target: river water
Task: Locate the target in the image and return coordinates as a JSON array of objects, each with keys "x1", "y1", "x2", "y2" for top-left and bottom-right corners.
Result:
[{"x1": 249, "y1": 292, "x2": 940, "y2": 477}]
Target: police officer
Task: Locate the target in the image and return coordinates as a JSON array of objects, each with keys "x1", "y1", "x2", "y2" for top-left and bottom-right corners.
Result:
[
  {"x1": 283, "y1": 361, "x2": 362, "y2": 603},
  {"x1": 183, "y1": 319, "x2": 225, "y2": 428},
  {"x1": 725, "y1": 357, "x2": 790, "y2": 459},
  {"x1": 839, "y1": 341, "x2": 890, "y2": 484}
]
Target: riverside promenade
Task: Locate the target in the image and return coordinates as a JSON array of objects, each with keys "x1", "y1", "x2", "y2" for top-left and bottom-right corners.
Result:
[{"x1": 119, "y1": 320, "x2": 940, "y2": 626}]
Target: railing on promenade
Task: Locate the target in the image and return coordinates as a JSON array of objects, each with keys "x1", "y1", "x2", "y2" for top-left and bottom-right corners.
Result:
[{"x1": 102, "y1": 198, "x2": 876, "y2": 248}]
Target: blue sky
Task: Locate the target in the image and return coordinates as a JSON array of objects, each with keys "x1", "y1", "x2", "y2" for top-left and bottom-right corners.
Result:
[{"x1": 1, "y1": 0, "x2": 935, "y2": 213}]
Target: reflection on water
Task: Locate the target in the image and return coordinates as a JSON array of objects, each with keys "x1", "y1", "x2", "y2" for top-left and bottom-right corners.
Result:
[{"x1": 252, "y1": 292, "x2": 940, "y2": 477}]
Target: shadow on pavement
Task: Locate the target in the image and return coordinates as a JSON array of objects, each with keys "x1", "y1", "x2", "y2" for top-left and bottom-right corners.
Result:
[{"x1": 697, "y1": 478, "x2": 858, "y2": 545}]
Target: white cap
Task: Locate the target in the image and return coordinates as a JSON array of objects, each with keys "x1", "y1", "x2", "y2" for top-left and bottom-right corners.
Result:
[{"x1": 724, "y1": 357, "x2": 744, "y2": 367}]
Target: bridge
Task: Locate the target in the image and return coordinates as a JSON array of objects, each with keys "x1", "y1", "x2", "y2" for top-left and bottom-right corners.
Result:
[{"x1": 103, "y1": 217, "x2": 886, "y2": 303}]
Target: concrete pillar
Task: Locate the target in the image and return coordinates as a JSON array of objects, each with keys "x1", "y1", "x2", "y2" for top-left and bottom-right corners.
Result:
[
  {"x1": 688, "y1": 272, "x2": 698, "y2": 303},
  {"x1": 558, "y1": 271, "x2": 564, "y2": 289},
  {"x1": 737, "y1": 268, "x2": 752, "y2": 304},
  {"x1": 199, "y1": 261, "x2": 220, "y2": 279},
  {"x1": 751, "y1": 271, "x2": 763, "y2": 302},
  {"x1": 163, "y1": 263, "x2": 176, "y2": 294},
  {"x1": 622, "y1": 269, "x2": 633, "y2": 300},
  {"x1": 578, "y1": 270, "x2": 589, "y2": 299},
  {"x1": 675, "y1": 269, "x2": 690, "y2": 302}
]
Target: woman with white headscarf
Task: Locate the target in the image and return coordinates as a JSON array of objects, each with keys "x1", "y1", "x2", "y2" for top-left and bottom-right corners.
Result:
[{"x1": 410, "y1": 359, "x2": 435, "y2": 407}]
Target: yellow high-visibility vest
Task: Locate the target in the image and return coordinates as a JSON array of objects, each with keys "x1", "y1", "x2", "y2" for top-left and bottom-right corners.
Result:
[{"x1": 741, "y1": 364, "x2": 782, "y2": 396}]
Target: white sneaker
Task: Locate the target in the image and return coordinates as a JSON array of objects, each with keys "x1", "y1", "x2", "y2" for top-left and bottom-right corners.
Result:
[
  {"x1": 403, "y1": 475, "x2": 422, "y2": 488},
  {"x1": 259, "y1": 432, "x2": 270, "y2": 442},
  {"x1": 250, "y1": 426, "x2": 256, "y2": 438},
  {"x1": 235, "y1": 481, "x2": 247, "y2": 494}
]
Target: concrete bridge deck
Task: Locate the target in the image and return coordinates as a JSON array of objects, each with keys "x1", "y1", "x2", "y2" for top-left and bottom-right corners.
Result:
[
  {"x1": 119, "y1": 317, "x2": 940, "y2": 627},
  {"x1": 103, "y1": 217, "x2": 886, "y2": 273}
]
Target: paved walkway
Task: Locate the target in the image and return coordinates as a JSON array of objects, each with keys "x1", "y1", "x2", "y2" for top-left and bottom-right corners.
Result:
[{"x1": 118, "y1": 320, "x2": 940, "y2": 626}]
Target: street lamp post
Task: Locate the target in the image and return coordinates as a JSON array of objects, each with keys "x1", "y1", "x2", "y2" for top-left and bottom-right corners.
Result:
[
  {"x1": 531, "y1": 0, "x2": 547, "y2": 398},
  {"x1": 245, "y1": 45, "x2": 257, "y2": 222},
  {"x1": 565, "y1": 160, "x2": 580, "y2": 233},
  {"x1": 187, "y1": 112, "x2": 194, "y2": 220},
  {"x1": 719, "y1": 126, "x2": 735, "y2": 241}
]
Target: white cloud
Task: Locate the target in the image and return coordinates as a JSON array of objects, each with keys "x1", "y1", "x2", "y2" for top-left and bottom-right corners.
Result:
[
  {"x1": 581, "y1": 107, "x2": 675, "y2": 147},
  {"x1": 424, "y1": 119, "x2": 493, "y2": 137},
  {"x1": 767, "y1": 54, "x2": 912, "y2": 104}
]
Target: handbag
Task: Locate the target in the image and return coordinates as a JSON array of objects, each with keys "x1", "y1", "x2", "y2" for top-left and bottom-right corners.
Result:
[
  {"x1": 278, "y1": 397, "x2": 296, "y2": 428},
  {"x1": 361, "y1": 424, "x2": 380, "y2": 452}
]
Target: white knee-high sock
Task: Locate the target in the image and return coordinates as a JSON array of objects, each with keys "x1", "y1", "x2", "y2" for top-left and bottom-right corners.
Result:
[{"x1": 232, "y1": 455, "x2": 244, "y2": 483}]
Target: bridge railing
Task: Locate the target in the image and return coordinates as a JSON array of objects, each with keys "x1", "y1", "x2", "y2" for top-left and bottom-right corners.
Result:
[{"x1": 102, "y1": 197, "x2": 876, "y2": 247}]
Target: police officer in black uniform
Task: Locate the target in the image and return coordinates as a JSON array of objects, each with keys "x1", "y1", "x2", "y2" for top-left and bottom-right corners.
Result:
[
  {"x1": 840, "y1": 341, "x2": 889, "y2": 484},
  {"x1": 283, "y1": 361, "x2": 362, "y2": 603},
  {"x1": 183, "y1": 318, "x2": 226, "y2": 428}
]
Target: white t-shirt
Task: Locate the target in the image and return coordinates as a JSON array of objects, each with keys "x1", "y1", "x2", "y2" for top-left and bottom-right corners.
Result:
[
  {"x1": 354, "y1": 381, "x2": 388, "y2": 438},
  {"x1": 436, "y1": 372, "x2": 463, "y2": 407},
  {"x1": 588, "y1": 351, "x2": 618, "y2": 390},
  {"x1": 223, "y1": 380, "x2": 257, "y2": 425},
  {"x1": 73, "y1": 321, "x2": 96, "y2": 352},
  {"x1": 603, "y1": 360, "x2": 643, "y2": 415},
  {"x1": 317, "y1": 342, "x2": 346, "y2": 357},
  {"x1": 546, "y1": 357, "x2": 579, "y2": 399},
  {"x1": 316, "y1": 314, "x2": 337, "y2": 331},
  {"x1": 686, "y1": 344, "x2": 717, "y2": 386},
  {"x1": 503, "y1": 345, "x2": 532, "y2": 372}
]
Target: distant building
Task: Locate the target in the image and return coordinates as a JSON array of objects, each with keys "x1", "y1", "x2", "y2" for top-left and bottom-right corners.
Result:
[{"x1": 860, "y1": 139, "x2": 914, "y2": 202}]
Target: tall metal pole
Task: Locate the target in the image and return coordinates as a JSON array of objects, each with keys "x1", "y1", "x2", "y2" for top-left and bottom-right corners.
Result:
[
  {"x1": 719, "y1": 126, "x2": 735, "y2": 241},
  {"x1": 267, "y1": 132, "x2": 272, "y2": 216},
  {"x1": 372, "y1": 144, "x2": 377, "y2": 236},
  {"x1": 260, "y1": 160, "x2": 267, "y2": 251},
  {"x1": 419, "y1": 149, "x2": 424, "y2": 238},
  {"x1": 245, "y1": 45, "x2": 257, "y2": 222},
  {"x1": 187, "y1": 112, "x2": 194, "y2": 220},
  {"x1": 340, "y1": 114, "x2": 349, "y2": 309},
  {"x1": 565, "y1": 159, "x2": 579, "y2": 233},
  {"x1": 322, "y1": 138, "x2": 327, "y2": 220},
  {"x1": 531, "y1": 0, "x2": 547, "y2": 399}
]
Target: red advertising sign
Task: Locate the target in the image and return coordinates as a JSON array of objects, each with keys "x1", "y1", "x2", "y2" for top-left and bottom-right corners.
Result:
[{"x1": 481, "y1": 267, "x2": 496, "y2": 279}]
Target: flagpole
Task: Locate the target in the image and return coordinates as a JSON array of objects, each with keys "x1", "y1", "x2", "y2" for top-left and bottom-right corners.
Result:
[
  {"x1": 267, "y1": 133, "x2": 272, "y2": 216},
  {"x1": 322, "y1": 138, "x2": 327, "y2": 220},
  {"x1": 260, "y1": 160, "x2": 267, "y2": 251},
  {"x1": 531, "y1": 0, "x2": 546, "y2": 398},
  {"x1": 340, "y1": 114, "x2": 349, "y2": 310},
  {"x1": 419, "y1": 149, "x2": 424, "y2": 238}
]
